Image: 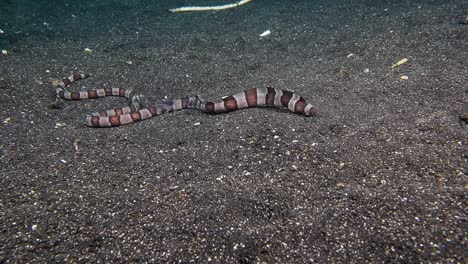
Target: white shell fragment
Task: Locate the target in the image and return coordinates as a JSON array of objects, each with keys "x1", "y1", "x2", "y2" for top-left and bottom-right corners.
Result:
[
  {"x1": 84, "y1": 48, "x2": 93, "y2": 53},
  {"x1": 0, "y1": 29, "x2": 4, "y2": 34},
  {"x1": 260, "y1": 30, "x2": 271, "y2": 37},
  {"x1": 1, "y1": 50, "x2": 8, "y2": 55},
  {"x1": 400, "y1": 75, "x2": 409, "y2": 80}
]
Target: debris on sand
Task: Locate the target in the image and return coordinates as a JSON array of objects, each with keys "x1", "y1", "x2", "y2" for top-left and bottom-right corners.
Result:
[{"x1": 391, "y1": 58, "x2": 409, "y2": 68}]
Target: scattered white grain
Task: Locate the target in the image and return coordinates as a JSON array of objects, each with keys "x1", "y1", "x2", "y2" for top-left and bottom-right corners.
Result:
[
  {"x1": 216, "y1": 175, "x2": 225, "y2": 182},
  {"x1": 55, "y1": 122, "x2": 67, "y2": 128}
]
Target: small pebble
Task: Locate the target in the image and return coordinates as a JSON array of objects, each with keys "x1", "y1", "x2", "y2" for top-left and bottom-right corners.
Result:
[
  {"x1": 400, "y1": 75, "x2": 409, "y2": 80},
  {"x1": 338, "y1": 69, "x2": 351, "y2": 78},
  {"x1": 363, "y1": 68, "x2": 370, "y2": 73},
  {"x1": 84, "y1": 48, "x2": 93, "y2": 53},
  {"x1": 2, "y1": 50, "x2": 8, "y2": 55}
]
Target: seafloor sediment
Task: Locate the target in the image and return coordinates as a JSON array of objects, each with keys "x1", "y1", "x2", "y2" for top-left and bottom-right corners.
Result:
[{"x1": 0, "y1": 0, "x2": 466, "y2": 262}]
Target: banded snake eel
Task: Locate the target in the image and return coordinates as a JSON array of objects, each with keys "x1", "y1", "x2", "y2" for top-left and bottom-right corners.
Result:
[{"x1": 55, "y1": 73, "x2": 317, "y2": 128}]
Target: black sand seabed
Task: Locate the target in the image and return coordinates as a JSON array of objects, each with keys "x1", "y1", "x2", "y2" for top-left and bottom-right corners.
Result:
[{"x1": 0, "y1": 0, "x2": 466, "y2": 262}]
